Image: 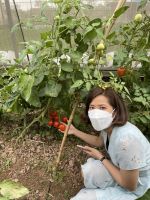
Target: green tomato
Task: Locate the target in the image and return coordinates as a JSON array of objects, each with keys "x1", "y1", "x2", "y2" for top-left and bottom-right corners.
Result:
[
  {"x1": 134, "y1": 14, "x2": 143, "y2": 22},
  {"x1": 54, "y1": 15, "x2": 60, "y2": 20},
  {"x1": 88, "y1": 58, "x2": 96, "y2": 65},
  {"x1": 96, "y1": 43, "x2": 105, "y2": 50},
  {"x1": 6, "y1": 108, "x2": 12, "y2": 113},
  {"x1": 63, "y1": 4, "x2": 72, "y2": 14}
]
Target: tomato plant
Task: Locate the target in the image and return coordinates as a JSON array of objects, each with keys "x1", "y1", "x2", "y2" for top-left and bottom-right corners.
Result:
[{"x1": 0, "y1": 0, "x2": 149, "y2": 136}]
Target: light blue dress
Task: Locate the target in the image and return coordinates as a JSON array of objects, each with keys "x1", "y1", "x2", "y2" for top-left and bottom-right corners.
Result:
[{"x1": 70, "y1": 122, "x2": 150, "y2": 200}]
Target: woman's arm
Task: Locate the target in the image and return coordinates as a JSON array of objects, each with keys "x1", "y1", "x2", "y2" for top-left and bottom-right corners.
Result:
[
  {"x1": 60, "y1": 124, "x2": 104, "y2": 148},
  {"x1": 74, "y1": 129, "x2": 104, "y2": 148},
  {"x1": 82, "y1": 146, "x2": 139, "y2": 191},
  {"x1": 102, "y1": 159, "x2": 139, "y2": 191}
]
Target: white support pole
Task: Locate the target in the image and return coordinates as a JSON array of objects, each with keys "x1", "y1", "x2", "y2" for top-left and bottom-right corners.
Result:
[{"x1": 5, "y1": 0, "x2": 19, "y2": 58}]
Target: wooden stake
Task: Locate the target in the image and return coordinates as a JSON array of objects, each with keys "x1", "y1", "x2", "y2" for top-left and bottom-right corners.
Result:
[
  {"x1": 55, "y1": 101, "x2": 78, "y2": 168},
  {"x1": 104, "y1": 0, "x2": 127, "y2": 37}
]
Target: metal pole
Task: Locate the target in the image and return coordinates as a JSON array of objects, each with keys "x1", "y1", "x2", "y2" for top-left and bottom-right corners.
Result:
[
  {"x1": 5, "y1": 0, "x2": 19, "y2": 58},
  {"x1": 0, "y1": 0, "x2": 5, "y2": 25},
  {"x1": 12, "y1": 0, "x2": 30, "y2": 63}
]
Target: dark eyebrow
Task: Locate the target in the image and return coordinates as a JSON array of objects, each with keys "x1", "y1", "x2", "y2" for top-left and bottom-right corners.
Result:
[{"x1": 89, "y1": 104, "x2": 108, "y2": 107}]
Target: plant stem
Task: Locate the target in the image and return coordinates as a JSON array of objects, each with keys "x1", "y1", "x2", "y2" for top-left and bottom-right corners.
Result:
[
  {"x1": 55, "y1": 101, "x2": 78, "y2": 168},
  {"x1": 16, "y1": 99, "x2": 51, "y2": 142}
]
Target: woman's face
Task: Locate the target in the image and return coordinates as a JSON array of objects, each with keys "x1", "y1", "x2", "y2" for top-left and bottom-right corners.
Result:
[{"x1": 89, "y1": 95, "x2": 113, "y2": 113}]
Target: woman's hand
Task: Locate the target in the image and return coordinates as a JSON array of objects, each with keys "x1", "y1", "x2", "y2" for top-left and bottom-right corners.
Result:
[
  {"x1": 81, "y1": 146, "x2": 104, "y2": 160},
  {"x1": 58, "y1": 122, "x2": 78, "y2": 135}
]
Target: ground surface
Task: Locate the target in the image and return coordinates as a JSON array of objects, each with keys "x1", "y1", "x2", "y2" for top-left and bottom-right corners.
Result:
[
  {"x1": 0, "y1": 119, "x2": 150, "y2": 200},
  {"x1": 0, "y1": 119, "x2": 86, "y2": 200}
]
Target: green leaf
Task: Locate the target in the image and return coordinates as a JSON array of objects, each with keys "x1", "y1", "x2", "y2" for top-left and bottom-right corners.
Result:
[
  {"x1": 138, "y1": 57, "x2": 150, "y2": 63},
  {"x1": 113, "y1": 6, "x2": 129, "y2": 18},
  {"x1": 143, "y1": 112, "x2": 150, "y2": 120},
  {"x1": 27, "y1": 89, "x2": 41, "y2": 107},
  {"x1": 27, "y1": 45, "x2": 36, "y2": 54},
  {"x1": 0, "y1": 197, "x2": 9, "y2": 200},
  {"x1": 138, "y1": 0, "x2": 148, "y2": 11},
  {"x1": 124, "y1": 86, "x2": 130, "y2": 95},
  {"x1": 89, "y1": 18, "x2": 102, "y2": 28},
  {"x1": 71, "y1": 52, "x2": 82, "y2": 63},
  {"x1": 64, "y1": 16, "x2": 75, "y2": 29},
  {"x1": 106, "y1": 31, "x2": 116, "y2": 40},
  {"x1": 45, "y1": 40, "x2": 53, "y2": 47},
  {"x1": 18, "y1": 49, "x2": 28, "y2": 63},
  {"x1": 83, "y1": 70, "x2": 89, "y2": 79},
  {"x1": 40, "y1": 80, "x2": 62, "y2": 97},
  {"x1": 86, "y1": 82, "x2": 91, "y2": 91},
  {"x1": 33, "y1": 74, "x2": 44, "y2": 86},
  {"x1": 61, "y1": 63, "x2": 73, "y2": 72},
  {"x1": 96, "y1": 29, "x2": 104, "y2": 38},
  {"x1": 18, "y1": 74, "x2": 34, "y2": 101},
  {"x1": 84, "y1": 28, "x2": 97, "y2": 42},
  {"x1": 9, "y1": 97, "x2": 23, "y2": 113},
  {"x1": 41, "y1": 32, "x2": 49, "y2": 40},
  {"x1": 0, "y1": 180, "x2": 29, "y2": 199},
  {"x1": 75, "y1": 33, "x2": 82, "y2": 44},
  {"x1": 133, "y1": 96, "x2": 145, "y2": 103},
  {"x1": 77, "y1": 42, "x2": 88, "y2": 53},
  {"x1": 71, "y1": 80, "x2": 84, "y2": 89},
  {"x1": 140, "y1": 116, "x2": 147, "y2": 124}
]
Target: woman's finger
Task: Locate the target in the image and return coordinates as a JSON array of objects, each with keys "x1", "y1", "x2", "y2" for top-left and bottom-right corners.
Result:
[
  {"x1": 58, "y1": 129, "x2": 65, "y2": 133},
  {"x1": 84, "y1": 146, "x2": 94, "y2": 151},
  {"x1": 83, "y1": 149, "x2": 92, "y2": 155}
]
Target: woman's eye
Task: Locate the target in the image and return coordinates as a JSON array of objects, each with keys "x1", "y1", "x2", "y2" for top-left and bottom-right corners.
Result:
[
  {"x1": 89, "y1": 107, "x2": 94, "y2": 110},
  {"x1": 99, "y1": 107, "x2": 105, "y2": 110}
]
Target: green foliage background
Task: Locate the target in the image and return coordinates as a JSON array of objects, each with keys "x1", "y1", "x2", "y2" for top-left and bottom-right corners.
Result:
[{"x1": 0, "y1": 0, "x2": 149, "y2": 135}]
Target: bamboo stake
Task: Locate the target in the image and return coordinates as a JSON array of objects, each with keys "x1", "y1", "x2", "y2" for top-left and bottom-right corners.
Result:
[
  {"x1": 104, "y1": 0, "x2": 127, "y2": 38},
  {"x1": 55, "y1": 101, "x2": 78, "y2": 168}
]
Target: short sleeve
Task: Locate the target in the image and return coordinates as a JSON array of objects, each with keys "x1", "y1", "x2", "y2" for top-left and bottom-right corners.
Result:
[{"x1": 115, "y1": 133, "x2": 147, "y2": 170}]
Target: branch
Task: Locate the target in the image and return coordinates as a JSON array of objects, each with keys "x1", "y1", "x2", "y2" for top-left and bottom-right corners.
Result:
[
  {"x1": 55, "y1": 101, "x2": 78, "y2": 168},
  {"x1": 16, "y1": 99, "x2": 51, "y2": 142}
]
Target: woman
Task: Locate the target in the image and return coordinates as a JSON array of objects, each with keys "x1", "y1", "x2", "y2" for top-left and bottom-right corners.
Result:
[{"x1": 61, "y1": 87, "x2": 150, "y2": 200}]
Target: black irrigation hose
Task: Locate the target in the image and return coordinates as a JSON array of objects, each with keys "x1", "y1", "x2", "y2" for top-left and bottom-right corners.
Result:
[{"x1": 12, "y1": 0, "x2": 30, "y2": 63}]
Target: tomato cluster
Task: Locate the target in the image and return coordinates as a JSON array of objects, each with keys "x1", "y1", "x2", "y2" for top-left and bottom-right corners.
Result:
[{"x1": 48, "y1": 111, "x2": 68, "y2": 131}]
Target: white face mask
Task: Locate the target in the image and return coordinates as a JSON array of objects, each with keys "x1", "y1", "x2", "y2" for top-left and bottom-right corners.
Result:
[{"x1": 88, "y1": 109, "x2": 115, "y2": 131}]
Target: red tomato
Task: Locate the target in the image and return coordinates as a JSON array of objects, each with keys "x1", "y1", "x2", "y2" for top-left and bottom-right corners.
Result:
[
  {"x1": 117, "y1": 67, "x2": 126, "y2": 77},
  {"x1": 49, "y1": 116, "x2": 53, "y2": 120},
  {"x1": 58, "y1": 124, "x2": 66, "y2": 131},
  {"x1": 48, "y1": 121, "x2": 53, "y2": 126},
  {"x1": 54, "y1": 116, "x2": 59, "y2": 121},
  {"x1": 51, "y1": 111, "x2": 58, "y2": 117},
  {"x1": 62, "y1": 117, "x2": 68, "y2": 123},
  {"x1": 53, "y1": 121, "x2": 59, "y2": 128}
]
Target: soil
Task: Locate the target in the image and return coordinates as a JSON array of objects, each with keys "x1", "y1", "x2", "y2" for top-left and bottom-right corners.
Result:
[{"x1": 0, "y1": 119, "x2": 88, "y2": 200}]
